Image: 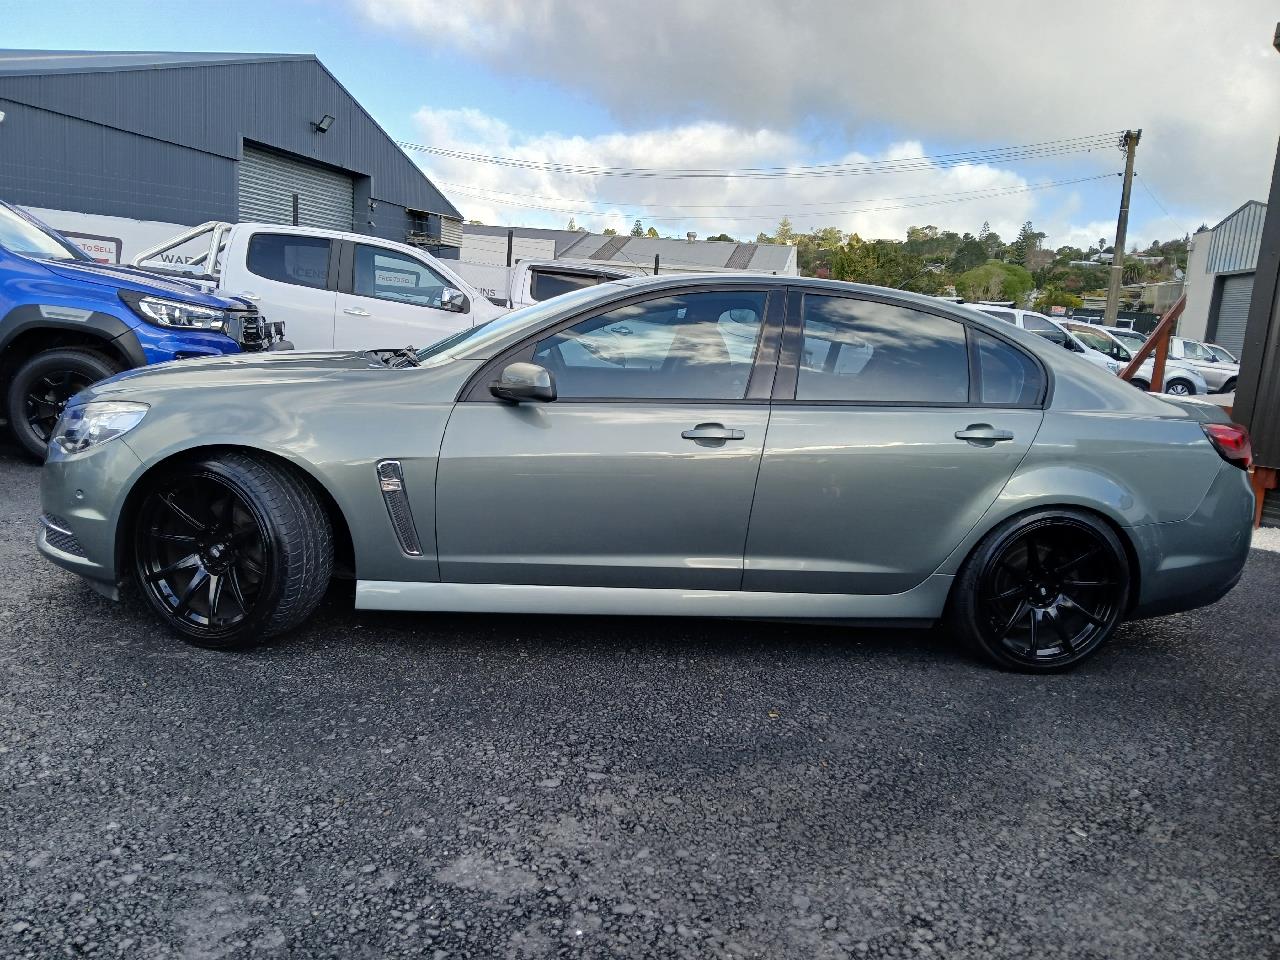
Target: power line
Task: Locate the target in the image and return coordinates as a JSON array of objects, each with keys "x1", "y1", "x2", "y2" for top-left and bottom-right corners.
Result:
[
  {"x1": 399, "y1": 132, "x2": 1125, "y2": 181},
  {"x1": 1135, "y1": 172, "x2": 1173, "y2": 219},
  {"x1": 447, "y1": 174, "x2": 1119, "y2": 223},
  {"x1": 442, "y1": 174, "x2": 1115, "y2": 213}
]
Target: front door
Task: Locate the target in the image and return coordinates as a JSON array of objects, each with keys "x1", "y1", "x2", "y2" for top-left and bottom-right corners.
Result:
[
  {"x1": 333, "y1": 242, "x2": 472, "y2": 351},
  {"x1": 237, "y1": 230, "x2": 338, "y2": 350},
  {"x1": 435, "y1": 287, "x2": 779, "y2": 590},
  {"x1": 745, "y1": 292, "x2": 1045, "y2": 595}
]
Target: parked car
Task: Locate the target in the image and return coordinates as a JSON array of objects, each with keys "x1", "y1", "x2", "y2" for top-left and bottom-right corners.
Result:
[
  {"x1": 1060, "y1": 321, "x2": 1208, "y2": 396},
  {"x1": 132, "y1": 222, "x2": 508, "y2": 352},
  {"x1": 0, "y1": 202, "x2": 285, "y2": 459},
  {"x1": 38, "y1": 275, "x2": 1254, "y2": 672},
  {"x1": 974, "y1": 306, "x2": 1122, "y2": 375},
  {"x1": 452, "y1": 257, "x2": 638, "y2": 310},
  {"x1": 1169, "y1": 337, "x2": 1239, "y2": 394}
]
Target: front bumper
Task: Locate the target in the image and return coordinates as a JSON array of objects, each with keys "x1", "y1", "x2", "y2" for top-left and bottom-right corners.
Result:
[
  {"x1": 1127, "y1": 461, "x2": 1255, "y2": 619},
  {"x1": 36, "y1": 435, "x2": 144, "y2": 595}
]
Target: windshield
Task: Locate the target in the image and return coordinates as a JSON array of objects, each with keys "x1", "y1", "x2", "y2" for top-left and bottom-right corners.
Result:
[
  {"x1": 1208, "y1": 344, "x2": 1237, "y2": 363},
  {"x1": 1180, "y1": 339, "x2": 1214, "y2": 361},
  {"x1": 0, "y1": 204, "x2": 87, "y2": 261},
  {"x1": 416, "y1": 282, "x2": 628, "y2": 361}
]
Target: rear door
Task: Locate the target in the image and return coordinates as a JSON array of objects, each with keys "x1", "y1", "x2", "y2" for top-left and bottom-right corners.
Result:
[
  {"x1": 234, "y1": 230, "x2": 338, "y2": 350},
  {"x1": 334, "y1": 242, "x2": 473, "y2": 350},
  {"x1": 744, "y1": 291, "x2": 1045, "y2": 595}
]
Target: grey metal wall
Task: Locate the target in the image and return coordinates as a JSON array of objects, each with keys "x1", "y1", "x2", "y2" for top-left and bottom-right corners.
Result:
[
  {"x1": 1205, "y1": 201, "x2": 1267, "y2": 274},
  {"x1": 0, "y1": 57, "x2": 459, "y2": 242}
]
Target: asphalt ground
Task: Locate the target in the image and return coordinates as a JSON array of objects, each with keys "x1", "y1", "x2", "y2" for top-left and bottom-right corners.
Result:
[{"x1": 1, "y1": 442, "x2": 1277, "y2": 959}]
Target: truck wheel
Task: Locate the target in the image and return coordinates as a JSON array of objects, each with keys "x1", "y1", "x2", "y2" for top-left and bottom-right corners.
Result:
[
  {"x1": 6, "y1": 348, "x2": 122, "y2": 460},
  {"x1": 132, "y1": 452, "x2": 333, "y2": 649}
]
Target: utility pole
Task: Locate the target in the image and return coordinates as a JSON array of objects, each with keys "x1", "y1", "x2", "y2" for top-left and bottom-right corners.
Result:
[{"x1": 1103, "y1": 129, "x2": 1141, "y2": 326}]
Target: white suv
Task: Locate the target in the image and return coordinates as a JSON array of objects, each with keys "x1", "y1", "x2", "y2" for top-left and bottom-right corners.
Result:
[{"x1": 974, "y1": 306, "x2": 1122, "y2": 375}]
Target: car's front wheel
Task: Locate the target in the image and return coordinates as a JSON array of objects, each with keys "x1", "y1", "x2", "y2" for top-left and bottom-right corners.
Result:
[
  {"x1": 132, "y1": 452, "x2": 333, "y2": 649},
  {"x1": 1163, "y1": 378, "x2": 1194, "y2": 396},
  {"x1": 6, "y1": 348, "x2": 121, "y2": 460},
  {"x1": 949, "y1": 509, "x2": 1131, "y2": 671}
]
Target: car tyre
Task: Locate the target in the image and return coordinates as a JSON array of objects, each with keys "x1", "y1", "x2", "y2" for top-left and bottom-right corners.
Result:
[
  {"x1": 949, "y1": 509, "x2": 1130, "y2": 672},
  {"x1": 1163, "y1": 378, "x2": 1194, "y2": 396},
  {"x1": 1129, "y1": 378, "x2": 1150, "y2": 391},
  {"x1": 6, "y1": 348, "x2": 121, "y2": 460},
  {"x1": 132, "y1": 452, "x2": 333, "y2": 649}
]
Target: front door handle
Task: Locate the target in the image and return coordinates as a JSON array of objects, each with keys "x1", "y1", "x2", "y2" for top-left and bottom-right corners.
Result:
[
  {"x1": 955, "y1": 424, "x2": 1015, "y2": 444},
  {"x1": 682, "y1": 423, "x2": 746, "y2": 446},
  {"x1": 343, "y1": 307, "x2": 371, "y2": 317}
]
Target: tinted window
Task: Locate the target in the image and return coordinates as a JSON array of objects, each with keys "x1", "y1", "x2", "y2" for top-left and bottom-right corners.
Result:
[
  {"x1": 531, "y1": 291, "x2": 765, "y2": 400},
  {"x1": 796, "y1": 296, "x2": 969, "y2": 403},
  {"x1": 530, "y1": 270, "x2": 601, "y2": 302},
  {"x1": 979, "y1": 308, "x2": 1016, "y2": 324},
  {"x1": 246, "y1": 233, "x2": 331, "y2": 289},
  {"x1": 975, "y1": 330, "x2": 1042, "y2": 406},
  {"x1": 354, "y1": 244, "x2": 456, "y2": 308},
  {"x1": 1208, "y1": 344, "x2": 1237, "y2": 363}
]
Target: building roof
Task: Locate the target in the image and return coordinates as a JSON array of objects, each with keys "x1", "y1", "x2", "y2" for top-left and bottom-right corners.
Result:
[
  {"x1": 1204, "y1": 200, "x2": 1268, "y2": 275},
  {"x1": 463, "y1": 225, "x2": 798, "y2": 275},
  {"x1": 0, "y1": 50, "x2": 314, "y2": 76}
]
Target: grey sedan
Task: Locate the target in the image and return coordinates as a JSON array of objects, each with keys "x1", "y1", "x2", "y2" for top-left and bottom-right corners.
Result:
[{"x1": 37, "y1": 275, "x2": 1255, "y2": 671}]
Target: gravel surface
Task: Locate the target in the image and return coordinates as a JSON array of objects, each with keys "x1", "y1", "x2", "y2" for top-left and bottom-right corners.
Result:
[{"x1": 1, "y1": 445, "x2": 1277, "y2": 959}]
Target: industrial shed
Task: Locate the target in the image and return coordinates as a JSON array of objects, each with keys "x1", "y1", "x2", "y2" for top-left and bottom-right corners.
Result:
[
  {"x1": 1181, "y1": 200, "x2": 1267, "y2": 356},
  {"x1": 0, "y1": 49, "x2": 462, "y2": 261}
]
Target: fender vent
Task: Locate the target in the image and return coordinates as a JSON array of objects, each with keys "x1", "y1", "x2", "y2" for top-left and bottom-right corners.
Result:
[{"x1": 376, "y1": 460, "x2": 423, "y2": 556}]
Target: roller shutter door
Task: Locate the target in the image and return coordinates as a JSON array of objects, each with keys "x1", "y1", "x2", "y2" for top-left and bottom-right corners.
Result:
[
  {"x1": 1212, "y1": 273, "x2": 1254, "y2": 357},
  {"x1": 238, "y1": 146, "x2": 354, "y2": 231}
]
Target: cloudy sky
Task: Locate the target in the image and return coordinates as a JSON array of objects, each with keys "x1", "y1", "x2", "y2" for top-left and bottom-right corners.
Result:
[{"x1": 12, "y1": 0, "x2": 1280, "y2": 248}]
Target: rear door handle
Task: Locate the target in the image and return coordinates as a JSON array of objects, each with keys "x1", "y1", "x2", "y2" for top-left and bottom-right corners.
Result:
[
  {"x1": 343, "y1": 307, "x2": 371, "y2": 317},
  {"x1": 682, "y1": 423, "x2": 746, "y2": 445},
  {"x1": 955, "y1": 425, "x2": 1015, "y2": 444}
]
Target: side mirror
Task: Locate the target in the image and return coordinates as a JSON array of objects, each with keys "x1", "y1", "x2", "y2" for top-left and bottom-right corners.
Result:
[
  {"x1": 441, "y1": 287, "x2": 467, "y2": 313},
  {"x1": 490, "y1": 362, "x2": 556, "y2": 404}
]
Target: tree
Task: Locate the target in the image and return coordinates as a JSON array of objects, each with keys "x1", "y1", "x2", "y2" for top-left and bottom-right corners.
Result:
[
  {"x1": 947, "y1": 235, "x2": 987, "y2": 274},
  {"x1": 955, "y1": 261, "x2": 1033, "y2": 304},
  {"x1": 706, "y1": 233, "x2": 736, "y2": 243},
  {"x1": 631, "y1": 219, "x2": 645, "y2": 237},
  {"x1": 774, "y1": 217, "x2": 796, "y2": 245},
  {"x1": 566, "y1": 217, "x2": 577, "y2": 231},
  {"x1": 1034, "y1": 288, "x2": 1084, "y2": 312},
  {"x1": 829, "y1": 235, "x2": 943, "y2": 293},
  {"x1": 645, "y1": 227, "x2": 659, "y2": 238},
  {"x1": 1008, "y1": 221, "x2": 1046, "y2": 266},
  {"x1": 602, "y1": 227, "x2": 618, "y2": 236}
]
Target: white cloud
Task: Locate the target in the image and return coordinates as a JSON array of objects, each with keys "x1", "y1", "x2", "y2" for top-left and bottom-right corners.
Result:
[
  {"x1": 411, "y1": 106, "x2": 1076, "y2": 243},
  {"x1": 363, "y1": 0, "x2": 1280, "y2": 225}
]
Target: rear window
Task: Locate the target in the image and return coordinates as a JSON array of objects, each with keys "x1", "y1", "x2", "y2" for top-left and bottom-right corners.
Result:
[
  {"x1": 530, "y1": 270, "x2": 604, "y2": 303},
  {"x1": 246, "y1": 233, "x2": 331, "y2": 289}
]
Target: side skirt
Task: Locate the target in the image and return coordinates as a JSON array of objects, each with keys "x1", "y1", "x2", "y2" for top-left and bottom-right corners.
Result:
[{"x1": 355, "y1": 575, "x2": 954, "y2": 620}]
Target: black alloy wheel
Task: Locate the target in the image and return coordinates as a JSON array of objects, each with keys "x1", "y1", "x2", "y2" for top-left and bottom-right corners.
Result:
[
  {"x1": 136, "y1": 472, "x2": 271, "y2": 642},
  {"x1": 133, "y1": 453, "x2": 334, "y2": 648},
  {"x1": 953, "y1": 511, "x2": 1130, "y2": 671},
  {"x1": 6, "y1": 349, "x2": 120, "y2": 459}
]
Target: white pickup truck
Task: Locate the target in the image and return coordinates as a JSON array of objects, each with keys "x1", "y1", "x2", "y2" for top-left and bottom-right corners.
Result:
[
  {"x1": 133, "y1": 224, "x2": 647, "y2": 352},
  {"x1": 132, "y1": 222, "x2": 507, "y2": 351}
]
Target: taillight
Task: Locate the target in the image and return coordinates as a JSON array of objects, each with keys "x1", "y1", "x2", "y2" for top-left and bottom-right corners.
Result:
[{"x1": 1202, "y1": 422, "x2": 1252, "y2": 470}]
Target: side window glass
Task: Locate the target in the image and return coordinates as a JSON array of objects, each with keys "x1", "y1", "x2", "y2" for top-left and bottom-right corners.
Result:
[
  {"x1": 531, "y1": 291, "x2": 766, "y2": 400},
  {"x1": 796, "y1": 296, "x2": 969, "y2": 403},
  {"x1": 975, "y1": 330, "x2": 1043, "y2": 406},
  {"x1": 354, "y1": 244, "x2": 455, "y2": 308},
  {"x1": 246, "y1": 233, "x2": 331, "y2": 289},
  {"x1": 530, "y1": 270, "x2": 600, "y2": 302}
]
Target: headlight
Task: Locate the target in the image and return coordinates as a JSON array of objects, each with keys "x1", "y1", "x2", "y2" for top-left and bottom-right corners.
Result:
[
  {"x1": 51, "y1": 401, "x2": 148, "y2": 455},
  {"x1": 119, "y1": 290, "x2": 228, "y2": 331}
]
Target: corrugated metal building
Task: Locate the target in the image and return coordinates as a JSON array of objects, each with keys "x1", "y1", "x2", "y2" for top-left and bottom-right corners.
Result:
[
  {"x1": 462, "y1": 225, "x2": 800, "y2": 276},
  {"x1": 0, "y1": 49, "x2": 462, "y2": 261},
  {"x1": 1180, "y1": 200, "x2": 1267, "y2": 356}
]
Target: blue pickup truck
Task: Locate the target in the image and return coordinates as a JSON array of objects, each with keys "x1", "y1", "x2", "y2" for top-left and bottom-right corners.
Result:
[{"x1": 0, "y1": 201, "x2": 285, "y2": 458}]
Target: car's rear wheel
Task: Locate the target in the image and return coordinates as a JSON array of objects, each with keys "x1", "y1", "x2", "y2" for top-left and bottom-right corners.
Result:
[
  {"x1": 950, "y1": 510, "x2": 1130, "y2": 671},
  {"x1": 6, "y1": 348, "x2": 121, "y2": 460},
  {"x1": 133, "y1": 452, "x2": 332, "y2": 649},
  {"x1": 1164, "y1": 378, "x2": 1194, "y2": 396}
]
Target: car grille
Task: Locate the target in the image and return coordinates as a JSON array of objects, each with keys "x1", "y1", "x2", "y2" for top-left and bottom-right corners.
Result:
[{"x1": 40, "y1": 514, "x2": 85, "y2": 557}]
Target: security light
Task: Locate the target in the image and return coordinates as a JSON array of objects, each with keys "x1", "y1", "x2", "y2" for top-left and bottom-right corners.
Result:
[{"x1": 313, "y1": 114, "x2": 335, "y2": 133}]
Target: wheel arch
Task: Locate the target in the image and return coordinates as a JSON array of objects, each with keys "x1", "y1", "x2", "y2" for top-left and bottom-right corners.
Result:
[
  {"x1": 115, "y1": 444, "x2": 356, "y2": 581},
  {"x1": 942, "y1": 502, "x2": 1142, "y2": 617}
]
